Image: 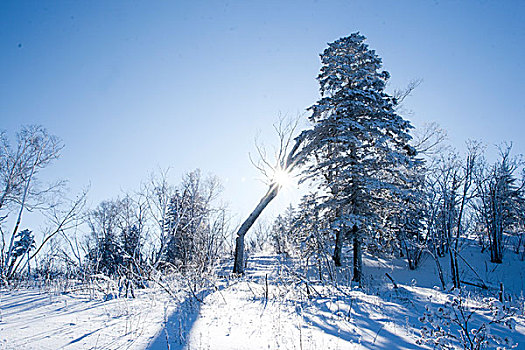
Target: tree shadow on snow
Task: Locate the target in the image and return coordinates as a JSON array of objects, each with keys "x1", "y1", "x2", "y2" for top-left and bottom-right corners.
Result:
[
  {"x1": 145, "y1": 294, "x2": 202, "y2": 350},
  {"x1": 301, "y1": 287, "x2": 424, "y2": 350},
  {"x1": 145, "y1": 277, "x2": 235, "y2": 350}
]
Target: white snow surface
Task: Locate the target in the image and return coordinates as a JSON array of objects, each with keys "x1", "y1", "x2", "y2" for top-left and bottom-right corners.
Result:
[
  {"x1": 1, "y1": 246, "x2": 525, "y2": 349},
  {"x1": 185, "y1": 255, "x2": 419, "y2": 350},
  {"x1": 0, "y1": 282, "x2": 182, "y2": 350}
]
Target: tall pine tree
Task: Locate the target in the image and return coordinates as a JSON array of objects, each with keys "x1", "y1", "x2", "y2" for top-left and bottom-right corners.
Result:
[{"x1": 303, "y1": 33, "x2": 416, "y2": 283}]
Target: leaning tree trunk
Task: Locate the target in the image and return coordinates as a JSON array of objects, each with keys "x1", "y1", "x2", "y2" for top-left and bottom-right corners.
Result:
[
  {"x1": 232, "y1": 132, "x2": 306, "y2": 275},
  {"x1": 233, "y1": 184, "x2": 279, "y2": 274}
]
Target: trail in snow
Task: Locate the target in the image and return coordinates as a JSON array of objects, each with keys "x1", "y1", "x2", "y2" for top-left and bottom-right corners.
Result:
[
  {"x1": 177, "y1": 250, "x2": 525, "y2": 350},
  {"x1": 185, "y1": 255, "x2": 322, "y2": 350},
  {"x1": 182, "y1": 254, "x2": 405, "y2": 350}
]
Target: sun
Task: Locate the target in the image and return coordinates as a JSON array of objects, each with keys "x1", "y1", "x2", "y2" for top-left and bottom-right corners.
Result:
[{"x1": 272, "y1": 168, "x2": 292, "y2": 188}]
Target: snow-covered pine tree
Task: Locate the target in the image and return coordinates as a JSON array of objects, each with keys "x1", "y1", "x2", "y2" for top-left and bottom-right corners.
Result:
[
  {"x1": 303, "y1": 33, "x2": 416, "y2": 283},
  {"x1": 86, "y1": 200, "x2": 124, "y2": 276},
  {"x1": 271, "y1": 204, "x2": 295, "y2": 256},
  {"x1": 163, "y1": 189, "x2": 193, "y2": 267},
  {"x1": 272, "y1": 214, "x2": 287, "y2": 255},
  {"x1": 162, "y1": 170, "x2": 223, "y2": 273},
  {"x1": 121, "y1": 225, "x2": 142, "y2": 263},
  {"x1": 292, "y1": 192, "x2": 335, "y2": 280},
  {"x1": 378, "y1": 160, "x2": 426, "y2": 270},
  {"x1": 7, "y1": 228, "x2": 35, "y2": 277}
]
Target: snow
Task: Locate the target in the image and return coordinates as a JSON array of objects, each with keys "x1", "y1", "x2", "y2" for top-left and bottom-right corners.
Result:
[
  {"x1": 0, "y1": 282, "x2": 183, "y2": 349},
  {"x1": 184, "y1": 255, "x2": 365, "y2": 350},
  {"x1": 1, "y1": 247, "x2": 524, "y2": 349}
]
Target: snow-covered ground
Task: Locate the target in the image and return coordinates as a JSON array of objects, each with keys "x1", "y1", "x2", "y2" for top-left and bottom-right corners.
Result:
[
  {"x1": 1, "y1": 246, "x2": 524, "y2": 349},
  {"x1": 184, "y1": 255, "x2": 419, "y2": 349},
  {"x1": 0, "y1": 280, "x2": 187, "y2": 350},
  {"x1": 180, "y1": 247, "x2": 525, "y2": 350}
]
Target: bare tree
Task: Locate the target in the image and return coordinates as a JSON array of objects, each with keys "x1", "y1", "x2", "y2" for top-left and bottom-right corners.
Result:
[
  {"x1": 86, "y1": 199, "x2": 124, "y2": 276},
  {"x1": 162, "y1": 169, "x2": 224, "y2": 272},
  {"x1": 392, "y1": 78, "x2": 422, "y2": 112},
  {"x1": 232, "y1": 118, "x2": 306, "y2": 274},
  {"x1": 143, "y1": 169, "x2": 228, "y2": 273},
  {"x1": 143, "y1": 169, "x2": 176, "y2": 265},
  {"x1": 118, "y1": 194, "x2": 147, "y2": 261},
  {"x1": 424, "y1": 142, "x2": 480, "y2": 289},
  {"x1": 473, "y1": 144, "x2": 524, "y2": 263},
  {"x1": 1, "y1": 126, "x2": 65, "y2": 280},
  {"x1": 450, "y1": 143, "x2": 479, "y2": 289},
  {"x1": 10, "y1": 189, "x2": 88, "y2": 280},
  {"x1": 411, "y1": 122, "x2": 448, "y2": 157}
]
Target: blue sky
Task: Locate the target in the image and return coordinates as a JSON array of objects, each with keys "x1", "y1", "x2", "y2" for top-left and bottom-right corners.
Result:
[{"x1": 1, "y1": 0, "x2": 524, "y2": 224}]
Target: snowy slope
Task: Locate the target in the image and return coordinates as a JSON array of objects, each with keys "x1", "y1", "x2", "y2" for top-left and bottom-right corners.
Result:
[
  {"x1": 0, "y1": 283, "x2": 182, "y2": 350},
  {"x1": 180, "y1": 250, "x2": 525, "y2": 350},
  {"x1": 1, "y1": 248, "x2": 524, "y2": 349},
  {"x1": 181, "y1": 255, "x2": 421, "y2": 350}
]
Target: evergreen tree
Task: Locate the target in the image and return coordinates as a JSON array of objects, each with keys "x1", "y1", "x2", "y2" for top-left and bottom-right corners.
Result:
[
  {"x1": 303, "y1": 33, "x2": 416, "y2": 283},
  {"x1": 292, "y1": 193, "x2": 335, "y2": 280},
  {"x1": 121, "y1": 225, "x2": 142, "y2": 265},
  {"x1": 271, "y1": 205, "x2": 295, "y2": 256},
  {"x1": 7, "y1": 228, "x2": 35, "y2": 276},
  {"x1": 163, "y1": 189, "x2": 194, "y2": 267},
  {"x1": 162, "y1": 170, "x2": 223, "y2": 272},
  {"x1": 272, "y1": 214, "x2": 287, "y2": 255},
  {"x1": 87, "y1": 200, "x2": 124, "y2": 276}
]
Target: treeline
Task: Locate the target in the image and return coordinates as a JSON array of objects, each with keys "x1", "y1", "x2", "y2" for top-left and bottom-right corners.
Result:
[
  {"x1": 0, "y1": 126, "x2": 230, "y2": 286},
  {"x1": 83, "y1": 169, "x2": 228, "y2": 279},
  {"x1": 265, "y1": 140, "x2": 525, "y2": 288}
]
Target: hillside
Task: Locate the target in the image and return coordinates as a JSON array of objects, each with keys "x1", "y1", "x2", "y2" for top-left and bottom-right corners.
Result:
[{"x1": 2, "y1": 246, "x2": 524, "y2": 349}]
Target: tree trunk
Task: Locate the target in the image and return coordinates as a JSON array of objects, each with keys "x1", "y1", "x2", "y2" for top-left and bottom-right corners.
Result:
[
  {"x1": 491, "y1": 225, "x2": 503, "y2": 263},
  {"x1": 233, "y1": 234, "x2": 245, "y2": 274},
  {"x1": 431, "y1": 250, "x2": 446, "y2": 290},
  {"x1": 332, "y1": 205, "x2": 344, "y2": 267},
  {"x1": 449, "y1": 250, "x2": 459, "y2": 289},
  {"x1": 233, "y1": 184, "x2": 279, "y2": 274},
  {"x1": 4, "y1": 161, "x2": 37, "y2": 278},
  {"x1": 352, "y1": 228, "x2": 362, "y2": 284},
  {"x1": 333, "y1": 228, "x2": 343, "y2": 267}
]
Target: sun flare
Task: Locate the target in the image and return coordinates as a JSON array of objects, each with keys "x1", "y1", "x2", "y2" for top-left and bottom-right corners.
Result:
[{"x1": 273, "y1": 168, "x2": 292, "y2": 188}]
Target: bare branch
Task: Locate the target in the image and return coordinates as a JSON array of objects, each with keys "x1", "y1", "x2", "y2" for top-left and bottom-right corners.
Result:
[
  {"x1": 392, "y1": 78, "x2": 422, "y2": 107},
  {"x1": 411, "y1": 122, "x2": 448, "y2": 156}
]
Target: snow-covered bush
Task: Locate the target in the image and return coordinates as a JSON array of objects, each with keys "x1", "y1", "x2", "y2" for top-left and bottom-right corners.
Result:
[{"x1": 418, "y1": 290, "x2": 518, "y2": 349}]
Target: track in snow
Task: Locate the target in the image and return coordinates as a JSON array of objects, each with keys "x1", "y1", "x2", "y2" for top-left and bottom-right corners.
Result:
[{"x1": 181, "y1": 254, "x2": 360, "y2": 350}]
